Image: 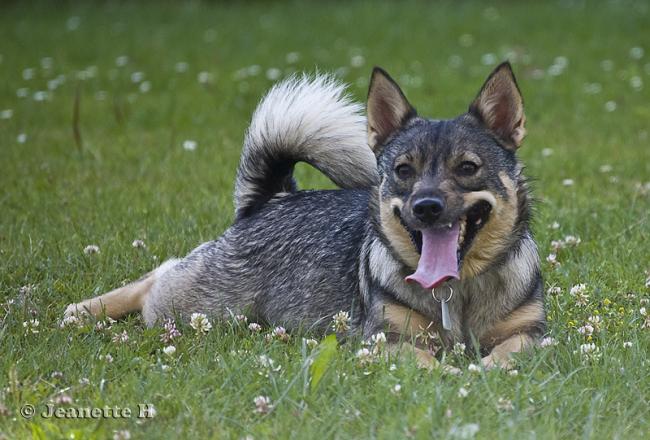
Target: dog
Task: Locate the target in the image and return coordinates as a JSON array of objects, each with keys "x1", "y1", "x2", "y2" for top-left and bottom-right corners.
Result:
[{"x1": 65, "y1": 62, "x2": 545, "y2": 369}]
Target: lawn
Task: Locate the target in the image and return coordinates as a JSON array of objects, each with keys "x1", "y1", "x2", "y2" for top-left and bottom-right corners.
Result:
[{"x1": 1, "y1": 0, "x2": 649, "y2": 438}]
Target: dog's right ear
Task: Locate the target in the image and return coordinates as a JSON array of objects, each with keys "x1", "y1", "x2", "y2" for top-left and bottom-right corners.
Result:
[{"x1": 367, "y1": 67, "x2": 417, "y2": 154}]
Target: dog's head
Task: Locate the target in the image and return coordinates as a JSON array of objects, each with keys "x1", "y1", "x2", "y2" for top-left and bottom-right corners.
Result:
[{"x1": 368, "y1": 62, "x2": 528, "y2": 289}]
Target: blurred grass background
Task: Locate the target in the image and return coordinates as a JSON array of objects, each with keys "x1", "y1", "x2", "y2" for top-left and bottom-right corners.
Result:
[{"x1": 0, "y1": 1, "x2": 648, "y2": 438}]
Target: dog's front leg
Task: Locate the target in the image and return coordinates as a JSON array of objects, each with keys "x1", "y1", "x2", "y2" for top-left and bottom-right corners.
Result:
[
  {"x1": 373, "y1": 302, "x2": 461, "y2": 374},
  {"x1": 481, "y1": 333, "x2": 535, "y2": 369},
  {"x1": 480, "y1": 300, "x2": 545, "y2": 369}
]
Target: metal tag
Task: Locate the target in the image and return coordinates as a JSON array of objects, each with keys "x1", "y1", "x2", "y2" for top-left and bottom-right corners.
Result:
[
  {"x1": 441, "y1": 300, "x2": 451, "y2": 331},
  {"x1": 432, "y1": 286, "x2": 454, "y2": 331}
]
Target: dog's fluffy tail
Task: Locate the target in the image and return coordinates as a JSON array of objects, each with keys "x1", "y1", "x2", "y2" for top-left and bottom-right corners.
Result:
[{"x1": 233, "y1": 74, "x2": 378, "y2": 219}]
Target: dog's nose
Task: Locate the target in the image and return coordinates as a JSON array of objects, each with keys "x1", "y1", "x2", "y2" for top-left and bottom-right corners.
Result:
[{"x1": 412, "y1": 197, "x2": 445, "y2": 223}]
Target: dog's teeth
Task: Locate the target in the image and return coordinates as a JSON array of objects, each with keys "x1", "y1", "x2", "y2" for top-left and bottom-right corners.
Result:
[{"x1": 475, "y1": 218, "x2": 482, "y2": 226}]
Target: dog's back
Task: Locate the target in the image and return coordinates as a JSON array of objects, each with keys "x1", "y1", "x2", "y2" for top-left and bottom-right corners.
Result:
[{"x1": 143, "y1": 189, "x2": 371, "y2": 329}]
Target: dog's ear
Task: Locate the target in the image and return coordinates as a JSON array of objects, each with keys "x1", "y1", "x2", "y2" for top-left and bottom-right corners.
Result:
[
  {"x1": 367, "y1": 67, "x2": 417, "y2": 154},
  {"x1": 469, "y1": 62, "x2": 526, "y2": 150}
]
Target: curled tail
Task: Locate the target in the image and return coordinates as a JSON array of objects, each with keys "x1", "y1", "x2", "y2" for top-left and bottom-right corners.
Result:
[{"x1": 234, "y1": 74, "x2": 379, "y2": 219}]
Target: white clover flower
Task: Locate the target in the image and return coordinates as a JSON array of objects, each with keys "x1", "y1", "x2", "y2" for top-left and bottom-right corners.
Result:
[
  {"x1": 540, "y1": 337, "x2": 558, "y2": 347},
  {"x1": 391, "y1": 384, "x2": 402, "y2": 395},
  {"x1": 550, "y1": 221, "x2": 560, "y2": 230},
  {"x1": 197, "y1": 71, "x2": 212, "y2": 84},
  {"x1": 257, "y1": 355, "x2": 281, "y2": 377},
  {"x1": 623, "y1": 341, "x2": 632, "y2": 348},
  {"x1": 599, "y1": 164, "x2": 613, "y2": 173},
  {"x1": 248, "y1": 322, "x2": 262, "y2": 332},
  {"x1": 102, "y1": 353, "x2": 114, "y2": 363},
  {"x1": 51, "y1": 371, "x2": 64, "y2": 379},
  {"x1": 17, "y1": 133, "x2": 27, "y2": 144},
  {"x1": 253, "y1": 395, "x2": 273, "y2": 414},
  {"x1": 285, "y1": 52, "x2": 300, "y2": 64},
  {"x1": 562, "y1": 179, "x2": 575, "y2": 187},
  {"x1": 113, "y1": 429, "x2": 132, "y2": 440},
  {"x1": 630, "y1": 76, "x2": 643, "y2": 91},
  {"x1": 130, "y1": 71, "x2": 144, "y2": 83},
  {"x1": 577, "y1": 324, "x2": 594, "y2": 336},
  {"x1": 175, "y1": 62, "x2": 189, "y2": 73},
  {"x1": 496, "y1": 397, "x2": 514, "y2": 412},
  {"x1": 182, "y1": 140, "x2": 197, "y2": 151},
  {"x1": 0, "y1": 109, "x2": 12, "y2": 119},
  {"x1": 190, "y1": 313, "x2": 212, "y2": 334},
  {"x1": 547, "y1": 286, "x2": 562, "y2": 296},
  {"x1": 356, "y1": 348, "x2": 373, "y2": 366},
  {"x1": 60, "y1": 315, "x2": 80, "y2": 328},
  {"x1": 457, "y1": 387, "x2": 469, "y2": 398},
  {"x1": 139, "y1": 81, "x2": 151, "y2": 93},
  {"x1": 22, "y1": 68, "x2": 35, "y2": 80},
  {"x1": 161, "y1": 364, "x2": 171, "y2": 372},
  {"x1": 629, "y1": 46, "x2": 644, "y2": 60},
  {"x1": 481, "y1": 53, "x2": 497, "y2": 66},
  {"x1": 83, "y1": 244, "x2": 100, "y2": 255},
  {"x1": 389, "y1": 363, "x2": 397, "y2": 371},
  {"x1": 233, "y1": 314, "x2": 247, "y2": 324},
  {"x1": 163, "y1": 345, "x2": 176, "y2": 356},
  {"x1": 271, "y1": 326, "x2": 289, "y2": 342},
  {"x1": 331, "y1": 311, "x2": 350, "y2": 333},
  {"x1": 640, "y1": 307, "x2": 647, "y2": 316},
  {"x1": 583, "y1": 82, "x2": 602, "y2": 95},
  {"x1": 79, "y1": 377, "x2": 90, "y2": 386},
  {"x1": 467, "y1": 363, "x2": 481, "y2": 373},
  {"x1": 570, "y1": 284, "x2": 587, "y2": 295},
  {"x1": 563, "y1": 235, "x2": 581, "y2": 246},
  {"x1": 570, "y1": 284, "x2": 589, "y2": 306},
  {"x1": 160, "y1": 318, "x2": 181, "y2": 343},
  {"x1": 40, "y1": 57, "x2": 53, "y2": 69},
  {"x1": 541, "y1": 148, "x2": 554, "y2": 157},
  {"x1": 303, "y1": 338, "x2": 318, "y2": 349},
  {"x1": 115, "y1": 55, "x2": 129, "y2": 67},
  {"x1": 551, "y1": 240, "x2": 565, "y2": 251},
  {"x1": 350, "y1": 55, "x2": 365, "y2": 68},
  {"x1": 66, "y1": 16, "x2": 80, "y2": 31},
  {"x1": 33, "y1": 91, "x2": 49, "y2": 101},
  {"x1": 604, "y1": 101, "x2": 617, "y2": 112},
  {"x1": 265, "y1": 68, "x2": 282, "y2": 81},
  {"x1": 23, "y1": 319, "x2": 40, "y2": 334},
  {"x1": 112, "y1": 330, "x2": 129, "y2": 344},
  {"x1": 452, "y1": 342, "x2": 466, "y2": 356},
  {"x1": 131, "y1": 239, "x2": 146, "y2": 249},
  {"x1": 546, "y1": 253, "x2": 560, "y2": 267},
  {"x1": 588, "y1": 315, "x2": 602, "y2": 330},
  {"x1": 508, "y1": 369, "x2": 519, "y2": 376},
  {"x1": 449, "y1": 423, "x2": 480, "y2": 439},
  {"x1": 371, "y1": 332, "x2": 386, "y2": 346},
  {"x1": 579, "y1": 343, "x2": 597, "y2": 354},
  {"x1": 53, "y1": 394, "x2": 73, "y2": 405}
]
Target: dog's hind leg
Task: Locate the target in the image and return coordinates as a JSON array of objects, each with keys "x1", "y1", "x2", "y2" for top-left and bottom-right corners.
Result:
[{"x1": 64, "y1": 271, "x2": 156, "y2": 320}]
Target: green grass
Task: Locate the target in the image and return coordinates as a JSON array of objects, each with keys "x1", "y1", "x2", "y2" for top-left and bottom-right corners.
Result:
[{"x1": 1, "y1": 0, "x2": 649, "y2": 438}]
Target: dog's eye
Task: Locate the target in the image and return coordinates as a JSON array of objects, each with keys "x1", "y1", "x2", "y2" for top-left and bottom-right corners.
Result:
[
  {"x1": 395, "y1": 164, "x2": 415, "y2": 180},
  {"x1": 457, "y1": 161, "x2": 479, "y2": 176}
]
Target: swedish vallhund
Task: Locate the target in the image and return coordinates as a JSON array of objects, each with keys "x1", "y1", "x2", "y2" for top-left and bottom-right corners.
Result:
[{"x1": 66, "y1": 62, "x2": 545, "y2": 369}]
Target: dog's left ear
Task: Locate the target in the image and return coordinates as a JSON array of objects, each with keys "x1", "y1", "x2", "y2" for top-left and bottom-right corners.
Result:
[
  {"x1": 469, "y1": 62, "x2": 526, "y2": 150},
  {"x1": 367, "y1": 67, "x2": 417, "y2": 154}
]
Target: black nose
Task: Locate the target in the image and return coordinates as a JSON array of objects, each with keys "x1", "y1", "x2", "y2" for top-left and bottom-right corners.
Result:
[{"x1": 412, "y1": 197, "x2": 445, "y2": 223}]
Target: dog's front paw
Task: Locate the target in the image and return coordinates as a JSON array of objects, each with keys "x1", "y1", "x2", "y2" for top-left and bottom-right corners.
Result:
[
  {"x1": 64, "y1": 302, "x2": 89, "y2": 319},
  {"x1": 481, "y1": 354, "x2": 513, "y2": 370}
]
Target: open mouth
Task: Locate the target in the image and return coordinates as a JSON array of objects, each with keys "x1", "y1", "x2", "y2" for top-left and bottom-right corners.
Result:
[{"x1": 393, "y1": 200, "x2": 493, "y2": 289}]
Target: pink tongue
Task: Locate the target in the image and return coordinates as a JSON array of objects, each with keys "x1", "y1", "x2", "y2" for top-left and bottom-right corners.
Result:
[{"x1": 405, "y1": 223, "x2": 460, "y2": 289}]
